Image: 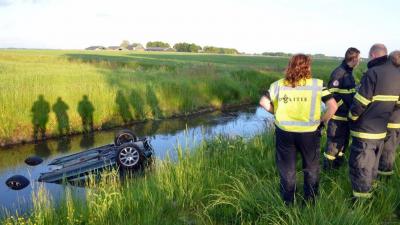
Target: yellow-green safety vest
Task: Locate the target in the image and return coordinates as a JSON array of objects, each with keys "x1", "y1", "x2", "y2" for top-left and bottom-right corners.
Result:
[{"x1": 269, "y1": 78, "x2": 330, "y2": 132}]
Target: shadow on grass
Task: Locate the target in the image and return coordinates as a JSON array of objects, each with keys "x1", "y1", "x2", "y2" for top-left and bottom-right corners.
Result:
[
  {"x1": 52, "y1": 97, "x2": 70, "y2": 136},
  {"x1": 77, "y1": 95, "x2": 95, "y2": 133},
  {"x1": 31, "y1": 95, "x2": 50, "y2": 142}
]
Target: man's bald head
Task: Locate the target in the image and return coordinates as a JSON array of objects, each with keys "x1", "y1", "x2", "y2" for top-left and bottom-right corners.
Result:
[
  {"x1": 390, "y1": 50, "x2": 400, "y2": 67},
  {"x1": 369, "y1": 43, "x2": 388, "y2": 60}
]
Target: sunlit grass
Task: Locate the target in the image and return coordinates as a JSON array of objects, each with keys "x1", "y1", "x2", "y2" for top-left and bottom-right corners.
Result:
[{"x1": 0, "y1": 50, "x2": 287, "y2": 145}]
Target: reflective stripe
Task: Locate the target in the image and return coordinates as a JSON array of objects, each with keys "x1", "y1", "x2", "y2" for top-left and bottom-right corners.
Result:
[
  {"x1": 269, "y1": 82, "x2": 279, "y2": 102},
  {"x1": 348, "y1": 112, "x2": 359, "y2": 121},
  {"x1": 332, "y1": 115, "x2": 348, "y2": 121},
  {"x1": 354, "y1": 92, "x2": 371, "y2": 106},
  {"x1": 328, "y1": 88, "x2": 356, "y2": 94},
  {"x1": 324, "y1": 152, "x2": 336, "y2": 160},
  {"x1": 397, "y1": 101, "x2": 400, "y2": 105},
  {"x1": 387, "y1": 123, "x2": 400, "y2": 129},
  {"x1": 337, "y1": 99, "x2": 343, "y2": 107},
  {"x1": 322, "y1": 89, "x2": 331, "y2": 97},
  {"x1": 278, "y1": 121, "x2": 320, "y2": 126},
  {"x1": 353, "y1": 191, "x2": 372, "y2": 199},
  {"x1": 372, "y1": 95, "x2": 399, "y2": 102},
  {"x1": 378, "y1": 170, "x2": 394, "y2": 176},
  {"x1": 350, "y1": 131, "x2": 387, "y2": 140},
  {"x1": 338, "y1": 151, "x2": 344, "y2": 157},
  {"x1": 309, "y1": 79, "x2": 318, "y2": 123}
]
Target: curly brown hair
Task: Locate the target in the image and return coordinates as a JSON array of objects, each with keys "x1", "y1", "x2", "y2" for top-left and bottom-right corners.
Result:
[{"x1": 284, "y1": 54, "x2": 312, "y2": 87}]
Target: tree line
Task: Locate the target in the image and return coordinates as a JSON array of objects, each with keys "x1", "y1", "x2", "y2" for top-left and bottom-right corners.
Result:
[{"x1": 118, "y1": 40, "x2": 239, "y2": 54}]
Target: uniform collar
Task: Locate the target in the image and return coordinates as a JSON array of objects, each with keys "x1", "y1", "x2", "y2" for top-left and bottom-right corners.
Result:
[
  {"x1": 367, "y1": 55, "x2": 388, "y2": 69},
  {"x1": 341, "y1": 60, "x2": 353, "y2": 73}
]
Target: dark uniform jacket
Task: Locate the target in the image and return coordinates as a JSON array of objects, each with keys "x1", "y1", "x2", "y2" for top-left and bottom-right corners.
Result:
[
  {"x1": 349, "y1": 56, "x2": 400, "y2": 139},
  {"x1": 388, "y1": 62, "x2": 400, "y2": 129},
  {"x1": 328, "y1": 61, "x2": 356, "y2": 120}
]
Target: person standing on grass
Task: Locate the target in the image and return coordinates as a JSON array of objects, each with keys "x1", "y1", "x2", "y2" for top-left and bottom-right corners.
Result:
[
  {"x1": 348, "y1": 44, "x2": 400, "y2": 200},
  {"x1": 259, "y1": 54, "x2": 338, "y2": 204},
  {"x1": 378, "y1": 51, "x2": 400, "y2": 177},
  {"x1": 323, "y1": 47, "x2": 360, "y2": 170}
]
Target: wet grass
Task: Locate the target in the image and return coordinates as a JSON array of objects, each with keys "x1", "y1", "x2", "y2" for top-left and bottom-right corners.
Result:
[
  {"x1": 1, "y1": 131, "x2": 398, "y2": 224},
  {"x1": 0, "y1": 50, "x2": 367, "y2": 146}
]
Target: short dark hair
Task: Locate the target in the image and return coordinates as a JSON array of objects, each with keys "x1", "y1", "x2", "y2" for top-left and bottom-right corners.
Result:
[
  {"x1": 344, "y1": 47, "x2": 360, "y2": 63},
  {"x1": 390, "y1": 51, "x2": 400, "y2": 67}
]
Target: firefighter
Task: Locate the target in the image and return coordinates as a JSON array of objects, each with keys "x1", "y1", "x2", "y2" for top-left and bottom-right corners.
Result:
[
  {"x1": 378, "y1": 51, "x2": 400, "y2": 177},
  {"x1": 259, "y1": 54, "x2": 337, "y2": 204},
  {"x1": 324, "y1": 47, "x2": 360, "y2": 170},
  {"x1": 348, "y1": 44, "x2": 400, "y2": 199}
]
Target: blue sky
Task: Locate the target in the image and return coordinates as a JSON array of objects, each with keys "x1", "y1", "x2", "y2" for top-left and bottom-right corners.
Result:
[{"x1": 0, "y1": 0, "x2": 398, "y2": 56}]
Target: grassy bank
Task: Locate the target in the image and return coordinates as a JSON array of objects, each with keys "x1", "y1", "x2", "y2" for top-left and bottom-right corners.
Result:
[
  {"x1": 2, "y1": 131, "x2": 399, "y2": 224},
  {"x1": 0, "y1": 50, "x2": 366, "y2": 146}
]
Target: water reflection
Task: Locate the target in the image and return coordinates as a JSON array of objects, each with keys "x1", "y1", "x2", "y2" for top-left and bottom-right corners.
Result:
[
  {"x1": 34, "y1": 141, "x2": 51, "y2": 158},
  {"x1": 80, "y1": 133, "x2": 95, "y2": 149},
  {"x1": 57, "y1": 137, "x2": 71, "y2": 153}
]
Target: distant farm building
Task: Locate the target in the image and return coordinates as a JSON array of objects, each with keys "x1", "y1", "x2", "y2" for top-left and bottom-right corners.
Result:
[
  {"x1": 85, "y1": 46, "x2": 106, "y2": 50},
  {"x1": 108, "y1": 46, "x2": 126, "y2": 51},
  {"x1": 127, "y1": 44, "x2": 145, "y2": 51}
]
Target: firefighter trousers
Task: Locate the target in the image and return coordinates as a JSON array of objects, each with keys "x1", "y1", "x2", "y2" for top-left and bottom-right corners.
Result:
[
  {"x1": 324, "y1": 119, "x2": 350, "y2": 168},
  {"x1": 349, "y1": 137, "x2": 384, "y2": 197},
  {"x1": 379, "y1": 128, "x2": 400, "y2": 175}
]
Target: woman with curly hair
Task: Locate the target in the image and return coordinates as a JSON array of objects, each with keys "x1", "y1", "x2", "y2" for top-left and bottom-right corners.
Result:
[{"x1": 259, "y1": 54, "x2": 337, "y2": 204}]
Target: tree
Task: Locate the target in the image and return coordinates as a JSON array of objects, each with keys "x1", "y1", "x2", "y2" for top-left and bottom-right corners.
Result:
[
  {"x1": 146, "y1": 41, "x2": 170, "y2": 48},
  {"x1": 203, "y1": 46, "x2": 238, "y2": 54},
  {"x1": 173, "y1": 42, "x2": 202, "y2": 52},
  {"x1": 120, "y1": 40, "x2": 130, "y2": 49}
]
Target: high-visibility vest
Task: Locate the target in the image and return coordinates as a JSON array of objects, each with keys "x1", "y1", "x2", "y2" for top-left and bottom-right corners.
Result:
[{"x1": 269, "y1": 78, "x2": 330, "y2": 132}]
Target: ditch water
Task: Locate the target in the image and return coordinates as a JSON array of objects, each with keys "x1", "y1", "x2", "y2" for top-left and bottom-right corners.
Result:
[{"x1": 0, "y1": 106, "x2": 272, "y2": 217}]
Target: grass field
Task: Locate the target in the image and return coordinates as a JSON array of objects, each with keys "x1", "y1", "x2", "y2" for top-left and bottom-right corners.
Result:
[
  {"x1": 2, "y1": 131, "x2": 399, "y2": 225},
  {"x1": 0, "y1": 50, "x2": 366, "y2": 145}
]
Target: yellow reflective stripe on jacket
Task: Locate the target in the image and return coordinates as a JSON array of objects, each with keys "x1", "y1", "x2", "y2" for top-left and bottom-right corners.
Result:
[
  {"x1": 353, "y1": 191, "x2": 372, "y2": 198},
  {"x1": 387, "y1": 123, "x2": 400, "y2": 129},
  {"x1": 350, "y1": 131, "x2": 387, "y2": 139},
  {"x1": 322, "y1": 89, "x2": 331, "y2": 97},
  {"x1": 348, "y1": 112, "x2": 359, "y2": 121},
  {"x1": 332, "y1": 115, "x2": 348, "y2": 121},
  {"x1": 323, "y1": 152, "x2": 336, "y2": 160},
  {"x1": 378, "y1": 170, "x2": 394, "y2": 176},
  {"x1": 354, "y1": 92, "x2": 371, "y2": 106},
  {"x1": 337, "y1": 99, "x2": 343, "y2": 107},
  {"x1": 372, "y1": 95, "x2": 399, "y2": 102},
  {"x1": 328, "y1": 88, "x2": 356, "y2": 94}
]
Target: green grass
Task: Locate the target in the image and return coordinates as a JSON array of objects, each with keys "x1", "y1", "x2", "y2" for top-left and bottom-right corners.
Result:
[
  {"x1": 2, "y1": 131, "x2": 399, "y2": 224},
  {"x1": 0, "y1": 50, "x2": 366, "y2": 145}
]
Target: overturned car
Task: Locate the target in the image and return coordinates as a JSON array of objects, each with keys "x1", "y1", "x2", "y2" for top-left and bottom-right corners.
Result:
[{"x1": 38, "y1": 129, "x2": 154, "y2": 184}]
